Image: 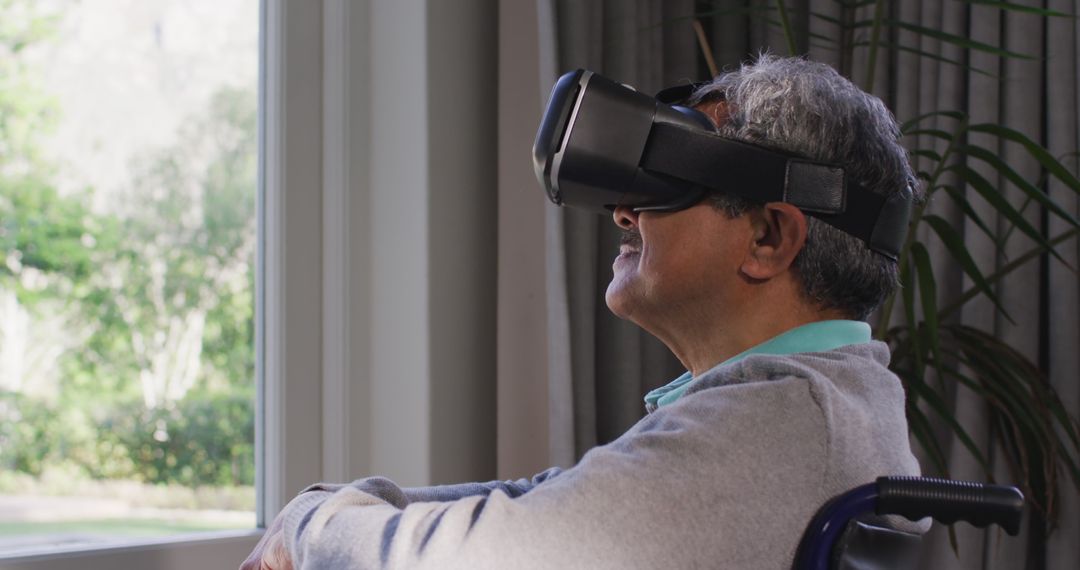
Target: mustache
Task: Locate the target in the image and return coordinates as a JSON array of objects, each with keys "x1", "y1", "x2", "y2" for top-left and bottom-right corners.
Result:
[{"x1": 620, "y1": 229, "x2": 642, "y2": 249}]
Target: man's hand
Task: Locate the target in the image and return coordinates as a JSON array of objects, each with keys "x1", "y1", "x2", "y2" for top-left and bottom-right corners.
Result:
[{"x1": 240, "y1": 511, "x2": 293, "y2": 570}]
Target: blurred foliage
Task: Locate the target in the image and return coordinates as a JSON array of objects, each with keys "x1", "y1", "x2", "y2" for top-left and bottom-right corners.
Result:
[
  {"x1": 0, "y1": 388, "x2": 255, "y2": 487},
  {"x1": 104, "y1": 388, "x2": 256, "y2": 487},
  {"x1": 0, "y1": 0, "x2": 256, "y2": 493}
]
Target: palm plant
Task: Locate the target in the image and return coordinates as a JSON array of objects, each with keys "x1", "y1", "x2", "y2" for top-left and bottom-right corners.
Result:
[{"x1": 687, "y1": 0, "x2": 1080, "y2": 527}]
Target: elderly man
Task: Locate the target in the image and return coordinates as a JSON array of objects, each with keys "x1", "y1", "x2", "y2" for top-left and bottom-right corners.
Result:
[{"x1": 242, "y1": 55, "x2": 923, "y2": 569}]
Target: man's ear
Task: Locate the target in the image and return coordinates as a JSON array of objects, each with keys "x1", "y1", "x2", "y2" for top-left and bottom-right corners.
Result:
[{"x1": 740, "y1": 202, "x2": 807, "y2": 280}]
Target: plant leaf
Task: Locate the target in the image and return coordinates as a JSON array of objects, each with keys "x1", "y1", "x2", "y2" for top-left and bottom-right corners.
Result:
[
  {"x1": 644, "y1": 4, "x2": 775, "y2": 31},
  {"x1": 899, "y1": 254, "x2": 923, "y2": 373},
  {"x1": 905, "y1": 128, "x2": 956, "y2": 141},
  {"x1": 958, "y1": 0, "x2": 1074, "y2": 18},
  {"x1": 945, "y1": 162, "x2": 1065, "y2": 265},
  {"x1": 968, "y1": 123, "x2": 1080, "y2": 198},
  {"x1": 810, "y1": 11, "x2": 844, "y2": 27},
  {"x1": 901, "y1": 110, "x2": 966, "y2": 132},
  {"x1": 949, "y1": 330, "x2": 1055, "y2": 449},
  {"x1": 912, "y1": 149, "x2": 944, "y2": 162},
  {"x1": 939, "y1": 227, "x2": 1079, "y2": 319},
  {"x1": 939, "y1": 184, "x2": 1000, "y2": 247},
  {"x1": 852, "y1": 41, "x2": 998, "y2": 77},
  {"x1": 921, "y1": 213, "x2": 1012, "y2": 321},
  {"x1": 898, "y1": 363, "x2": 994, "y2": 475},
  {"x1": 905, "y1": 400, "x2": 950, "y2": 476},
  {"x1": 772, "y1": 0, "x2": 798, "y2": 56},
  {"x1": 851, "y1": 20, "x2": 1037, "y2": 59},
  {"x1": 910, "y1": 243, "x2": 943, "y2": 368},
  {"x1": 955, "y1": 326, "x2": 1080, "y2": 454},
  {"x1": 958, "y1": 147, "x2": 1079, "y2": 230}
]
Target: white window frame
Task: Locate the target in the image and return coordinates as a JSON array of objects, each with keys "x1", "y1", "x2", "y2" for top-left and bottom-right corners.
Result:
[{"x1": 0, "y1": 0, "x2": 327, "y2": 567}]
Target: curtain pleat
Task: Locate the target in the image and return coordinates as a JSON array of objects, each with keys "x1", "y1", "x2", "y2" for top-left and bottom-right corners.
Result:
[
  {"x1": 550, "y1": 0, "x2": 692, "y2": 456},
  {"x1": 1044, "y1": 3, "x2": 1080, "y2": 567}
]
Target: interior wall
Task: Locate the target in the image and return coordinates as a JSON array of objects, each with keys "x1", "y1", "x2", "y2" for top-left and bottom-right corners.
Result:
[
  {"x1": 426, "y1": 0, "x2": 499, "y2": 485},
  {"x1": 323, "y1": 0, "x2": 500, "y2": 488},
  {"x1": 495, "y1": 0, "x2": 556, "y2": 480}
]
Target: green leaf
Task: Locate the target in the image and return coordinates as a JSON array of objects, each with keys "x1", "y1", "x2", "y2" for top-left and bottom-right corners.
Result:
[
  {"x1": 968, "y1": 123, "x2": 1080, "y2": 198},
  {"x1": 948, "y1": 330, "x2": 1058, "y2": 451},
  {"x1": 807, "y1": 30, "x2": 840, "y2": 45},
  {"x1": 773, "y1": 0, "x2": 798, "y2": 56},
  {"x1": 945, "y1": 162, "x2": 1065, "y2": 264},
  {"x1": 809, "y1": 40, "x2": 842, "y2": 53},
  {"x1": 910, "y1": 243, "x2": 943, "y2": 367},
  {"x1": 921, "y1": 213, "x2": 1012, "y2": 321},
  {"x1": 901, "y1": 110, "x2": 966, "y2": 132},
  {"x1": 680, "y1": 3, "x2": 776, "y2": 22},
  {"x1": 899, "y1": 364, "x2": 993, "y2": 474},
  {"x1": 905, "y1": 401, "x2": 950, "y2": 476},
  {"x1": 959, "y1": 151, "x2": 1078, "y2": 231},
  {"x1": 912, "y1": 149, "x2": 943, "y2": 162},
  {"x1": 957, "y1": 327, "x2": 1080, "y2": 453},
  {"x1": 940, "y1": 227, "x2": 1079, "y2": 319},
  {"x1": 834, "y1": 0, "x2": 880, "y2": 9},
  {"x1": 810, "y1": 11, "x2": 845, "y2": 27},
  {"x1": 958, "y1": 0, "x2": 1074, "y2": 18},
  {"x1": 852, "y1": 41, "x2": 998, "y2": 77},
  {"x1": 905, "y1": 128, "x2": 956, "y2": 142},
  {"x1": 641, "y1": 5, "x2": 775, "y2": 33},
  {"x1": 872, "y1": 20, "x2": 1037, "y2": 59},
  {"x1": 939, "y1": 185, "x2": 1000, "y2": 248},
  {"x1": 899, "y1": 255, "x2": 923, "y2": 373}
]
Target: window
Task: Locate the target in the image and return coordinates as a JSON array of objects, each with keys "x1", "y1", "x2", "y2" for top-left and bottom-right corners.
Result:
[
  {"x1": 0, "y1": 0, "x2": 497, "y2": 565},
  {"x1": 0, "y1": 0, "x2": 258, "y2": 558}
]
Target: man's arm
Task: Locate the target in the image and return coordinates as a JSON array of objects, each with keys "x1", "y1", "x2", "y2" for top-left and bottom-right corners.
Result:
[
  {"x1": 394, "y1": 467, "x2": 564, "y2": 503},
  {"x1": 281, "y1": 447, "x2": 659, "y2": 569},
  {"x1": 274, "y1": 378, "x2": 832, "y2": 569},
  {"x1": 285, "y1": 467, "x2": 563, "y2": 508}
]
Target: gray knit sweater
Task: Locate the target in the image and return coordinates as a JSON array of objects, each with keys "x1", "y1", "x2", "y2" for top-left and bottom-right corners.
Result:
[{"x1": 282, "y1": 341, "x2": 923, "y2": 569}]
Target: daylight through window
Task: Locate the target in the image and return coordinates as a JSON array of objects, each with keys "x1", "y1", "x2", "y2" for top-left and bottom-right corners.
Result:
[{"x1": 0, "y1": 0, "x2": 259, "y2": 556}]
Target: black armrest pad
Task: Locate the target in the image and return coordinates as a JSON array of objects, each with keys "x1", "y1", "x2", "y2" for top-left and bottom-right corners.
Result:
[{"x1": 833, "y1": 520, "x2": 922, "y2": 570}]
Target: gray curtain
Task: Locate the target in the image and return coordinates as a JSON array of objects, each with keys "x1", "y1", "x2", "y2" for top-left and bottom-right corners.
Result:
[
  {"x1": 546, "y1": 0, "x2": 697, "y2": 460},
  {"x1": 543, "y1": 1, "x2": 1080, "y2": 568}
]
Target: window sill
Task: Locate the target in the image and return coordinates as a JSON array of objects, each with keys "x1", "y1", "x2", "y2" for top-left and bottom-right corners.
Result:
[{"x1": 0, "y1": 529, "x2": 262, "y2": 570}]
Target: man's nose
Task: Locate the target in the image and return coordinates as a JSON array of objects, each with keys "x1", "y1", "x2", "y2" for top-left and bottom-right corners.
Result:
[{"x1": 612, "y1": 206, "x2": 639, "y2": 230}]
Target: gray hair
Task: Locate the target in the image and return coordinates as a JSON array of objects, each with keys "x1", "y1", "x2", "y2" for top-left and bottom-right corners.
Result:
[{"x1": 688, "y1": 54, "x2": 920, "y2": 320}]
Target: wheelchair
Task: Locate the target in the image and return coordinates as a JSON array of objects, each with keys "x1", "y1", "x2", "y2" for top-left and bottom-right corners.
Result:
[{"x1": 793, "y1": 476, "x2": 1025, "y2": 570}]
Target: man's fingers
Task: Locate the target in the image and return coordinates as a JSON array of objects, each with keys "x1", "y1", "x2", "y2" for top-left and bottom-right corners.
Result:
[
  {"x1": 239, "y1": 514, "x2": 290, "y2": 570},
  {"x1": 262, "y1": 530, "x2": 293, "y2": 570}
]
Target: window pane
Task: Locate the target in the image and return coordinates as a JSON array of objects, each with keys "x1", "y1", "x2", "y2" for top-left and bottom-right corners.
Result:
[{"x1": 0, "y1": 0, "x2": 258, "y2": 556}]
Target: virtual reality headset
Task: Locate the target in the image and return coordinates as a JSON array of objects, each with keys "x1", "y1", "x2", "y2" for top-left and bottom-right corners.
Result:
[{"x1": 532, "y1": 69, "x2": 913, "y2": 260}]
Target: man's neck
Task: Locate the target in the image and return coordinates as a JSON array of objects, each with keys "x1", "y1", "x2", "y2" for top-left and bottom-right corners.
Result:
[{"x1": 644, "y1": 290, "x2": 849, "y2": 377}]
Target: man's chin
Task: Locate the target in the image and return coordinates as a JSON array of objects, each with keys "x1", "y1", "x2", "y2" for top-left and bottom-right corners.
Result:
[{"x1": 604, "y1": 279, "x2": 639, "y2": 320}]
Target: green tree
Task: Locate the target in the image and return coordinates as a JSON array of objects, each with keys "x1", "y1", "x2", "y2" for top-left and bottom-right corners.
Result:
[
  {"x1": 0, "y1": 0, "x2": 257, "y2": 487},
  {"x1": 0, "y1": 0, "x2": 102, "y2": 399},
  {"x1": 104, "y1": 86, "x2": 257, "y2": 408}
]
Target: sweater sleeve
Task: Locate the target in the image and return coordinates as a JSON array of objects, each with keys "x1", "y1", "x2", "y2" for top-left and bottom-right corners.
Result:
[
  {"x1": 401, "y1": 467, "x2": 564, "y2": 502},
  {"x1": 281, "y1": 377, "x2": 834, "y2": 569},
  {"x1": 292, "y1": 467, "x2": 563, "y2": 508}
]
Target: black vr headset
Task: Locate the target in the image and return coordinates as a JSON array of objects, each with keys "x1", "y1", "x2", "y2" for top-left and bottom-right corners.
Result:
[{"x1": 532, "y1": 69, "x2": 913, "y2": 260}]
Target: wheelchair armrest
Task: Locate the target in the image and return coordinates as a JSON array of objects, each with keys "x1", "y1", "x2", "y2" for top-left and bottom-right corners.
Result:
[
  {"x1": 877, "y1": 476, "x2": 1024, "y2": 536},
  {"x1": 832, "y1": 520, "x2": 921, "y2": 570}
]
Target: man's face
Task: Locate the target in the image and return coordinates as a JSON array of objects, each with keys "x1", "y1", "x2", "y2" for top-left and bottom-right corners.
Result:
[
  {"x1": 604, "y1": 202, "x2": 755, "y2": 328},
  {"x1": 605, "y1": 99, "x2": 758, "y2": 329}
]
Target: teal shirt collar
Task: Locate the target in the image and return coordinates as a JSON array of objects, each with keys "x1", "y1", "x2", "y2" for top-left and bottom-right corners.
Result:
[{"x1": 644, "y1": 320, "x2": 872, "y2": 410}]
